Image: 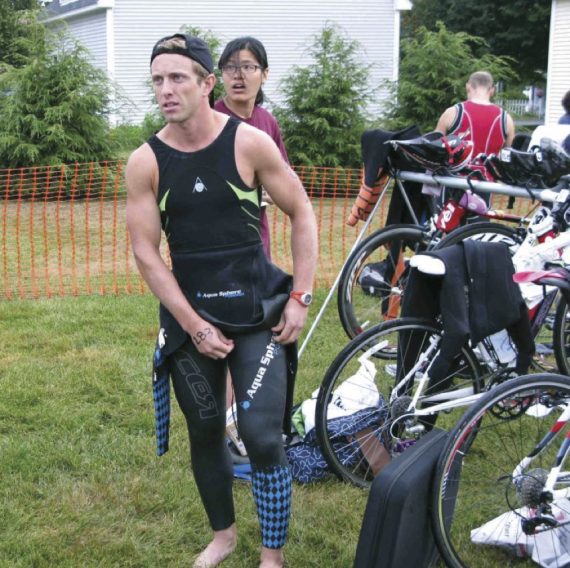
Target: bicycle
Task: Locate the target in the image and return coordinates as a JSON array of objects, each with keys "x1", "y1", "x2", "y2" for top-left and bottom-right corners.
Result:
[
  {"x1": 338, "y1": 140, "x2": 570, "y2": 340},
  {"x1": 337, "y1": 191, "x2": 527, "y2": 339},
  {"x1": 432, "y1": 372, "x2": 570, "y2": 568},
  {"x1": 316, "y1": 248, "x2": 570, "y2": 488}
]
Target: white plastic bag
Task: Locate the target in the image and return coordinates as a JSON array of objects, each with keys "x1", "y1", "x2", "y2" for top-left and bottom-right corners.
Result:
[
  {"x1": 226, "y1": 404, "x2": 247, "y2": 456},
  {"x1": 301, "y1": 358, "x2": 379, "y2": 434},
  {"x1": 329, "y1": 357, "x2": 379, "y2": 413},
  {"x1": 470, "y1": 500, "x2": 570, "y2": 567}
]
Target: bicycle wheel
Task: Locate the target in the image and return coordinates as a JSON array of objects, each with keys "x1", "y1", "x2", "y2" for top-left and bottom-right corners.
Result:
[
  {"x1": 315, "y1": 317, "x2": 482, "y2": 488},
  {"x1": 432, "y1": 373, "x2": 570, "y2": 568},
  {"x1": 554, "y1": 297, "x2": 570, "y2": 375},
  {"x1": 435, "y1": 220, "x2": 520, "y2": 250},
  {"x1": 337, "y1": 224, "x2": 430, "y2": 339}
]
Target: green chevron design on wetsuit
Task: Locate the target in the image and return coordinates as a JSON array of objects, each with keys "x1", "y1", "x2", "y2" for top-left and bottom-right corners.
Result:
[
  {"x1": 226, "y1": 181, "x2": 260, "y2": 207},
  {"x1": 159, "y1": 189, "x2": 170, "y2": 212},
  {"x1": 247, "y1": 222, "x2": 261, "y2": 238},
  {"x1": 226, "y1": 181, "x2": 261, "y2": 236}
]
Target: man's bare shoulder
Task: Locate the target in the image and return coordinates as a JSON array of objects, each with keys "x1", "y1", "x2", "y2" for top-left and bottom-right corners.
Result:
[
  {"x1": 127, "y1": 142, "x2": 155, "y2": 170},
  {"x1": 436, "y1": 106, "x2": 458, "y2": 134},
  {"x1": 126, "y1": 143, "x2": 159, "y2": 179},
  {"x1": 125, "y1": 142, "x2": 159, "y2": 194},
  {"x1": 236, "y1": 121, "x2": 275, "y2": 147},
  {"x1": 235, "y1": 121, "x2": 281, "y2": 165}
]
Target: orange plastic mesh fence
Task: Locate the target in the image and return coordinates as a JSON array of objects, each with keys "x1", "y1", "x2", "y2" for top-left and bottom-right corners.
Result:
[{"x1": 0, "y1": 162, "x2": 535, "y2": 300}]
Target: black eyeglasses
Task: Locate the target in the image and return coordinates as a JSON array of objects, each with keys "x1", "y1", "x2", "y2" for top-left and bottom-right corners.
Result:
[{"x1": 221, "y1": 63, "x2": 262, "y2": 75}]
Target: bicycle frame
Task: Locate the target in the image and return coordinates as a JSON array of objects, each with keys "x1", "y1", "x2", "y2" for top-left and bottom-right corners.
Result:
[
  {"x1": 358, "y1": 335, "x2": 483, "y2": 430},
  {"x1": 373, "y1": 252, "x2": 570, "y2": 439},
  {"x1": 512, "y1": 397, "x2": 570, "y2": 503},
  {"x1": 433, "y1": 186, "x2": 529, "y2": 234}
]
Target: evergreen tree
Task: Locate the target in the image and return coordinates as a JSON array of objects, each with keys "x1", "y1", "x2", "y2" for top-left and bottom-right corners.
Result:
[
  {"x1": 0, "y1": 0, "x2": 40, "y2": 70},
  {"x1": 383, "y1": 23, "x2": 517, "y2": 133},
  {"x1": 274, "y1": 23, "x2": 373, "y2": 168},
  {"x1": 0, "y1": 21, "x2": 115, "y2": 167},
  {"x1": 402, "y1": 0, "x2": 550, "y2": 84}
]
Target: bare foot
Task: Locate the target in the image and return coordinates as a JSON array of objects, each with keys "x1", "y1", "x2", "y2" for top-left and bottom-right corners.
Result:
[
  {"x1": 193, "y1": 524, "x2": 237, "y2": 568},
  {"x1": 259, "y1": 547, "x2": 284, "y2": 568}
]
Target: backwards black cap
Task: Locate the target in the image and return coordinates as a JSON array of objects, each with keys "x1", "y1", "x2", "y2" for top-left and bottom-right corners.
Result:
[{"x1": 150, "y1": 33, "x2": 214, "y2": 74}]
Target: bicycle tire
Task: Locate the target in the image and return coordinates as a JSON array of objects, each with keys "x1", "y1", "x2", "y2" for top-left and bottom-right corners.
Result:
[
  {"x1": 434, "y1": 220, "x2": 520, "y2": 250},
  {"x1": 315, "y1": 317, "x2": 482, "y2": 488},
  {"x1": 337, "y1": 224, "x2": 430, "y2": 339},
  {"x1": 432, "y1": 373, "x2": 570, "y2": 568},
  {"x1": 554, "y1": 296, "x2": 570, "y2": 375}
]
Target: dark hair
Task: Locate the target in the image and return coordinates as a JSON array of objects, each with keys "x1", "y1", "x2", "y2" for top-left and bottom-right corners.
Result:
[
  {"x1": 218, "y1": 36, "x2": 268, "y2": 106},
  {"x1": 562, "y1": 90, "x2": 570, "y2": 114}
]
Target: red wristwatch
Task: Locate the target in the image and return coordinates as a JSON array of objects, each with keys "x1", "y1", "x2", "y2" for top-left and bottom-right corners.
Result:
[{"x1": 290, "y1": 291, "x2": 313, "y2": 307}]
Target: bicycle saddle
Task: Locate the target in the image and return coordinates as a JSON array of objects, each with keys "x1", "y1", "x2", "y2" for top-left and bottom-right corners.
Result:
[
  {"x1": 388, "y1": 131, "x2": 474, "y2": 172},
  {"x1": 513, "y1": 267, "x2": 570, "y2": 290},
  {"x1": 409, "y1": 254, "x2": 446, "y2": 275},
  {"x1": 513, "y1": 267, "x2": 570, "y2": 285}
]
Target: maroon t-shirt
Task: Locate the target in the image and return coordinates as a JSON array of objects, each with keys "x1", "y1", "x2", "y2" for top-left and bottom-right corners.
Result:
[{"x1": 214, "y1": 99, "x2": 289, "y2": 259}]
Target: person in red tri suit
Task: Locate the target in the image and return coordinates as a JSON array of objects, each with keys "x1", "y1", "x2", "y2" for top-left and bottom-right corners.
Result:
[{"x1": 436, "y1": 71, "x2": 515, "y2": 198}]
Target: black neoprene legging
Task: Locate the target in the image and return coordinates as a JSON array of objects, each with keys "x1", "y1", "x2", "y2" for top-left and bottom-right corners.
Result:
[{"x1": 170, "y1": 329, "x2": 290, "y2": 535}]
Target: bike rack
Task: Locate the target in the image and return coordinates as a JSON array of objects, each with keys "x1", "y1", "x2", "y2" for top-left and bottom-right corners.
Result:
[
  {"x1": 298, "y1": 170, "x2": 566, "y2": 358},
  {"x1": 396, "y1": 170, "x2": 550, "y2": 200}
]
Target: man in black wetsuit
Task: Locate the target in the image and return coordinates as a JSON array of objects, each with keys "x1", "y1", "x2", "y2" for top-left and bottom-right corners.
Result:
[{"x1": 125, "y1": 34, "x2": 317, "y2": 568}]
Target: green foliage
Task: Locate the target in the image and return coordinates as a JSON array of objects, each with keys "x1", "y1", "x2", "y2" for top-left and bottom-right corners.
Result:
[
  {"x1": 108, "y1": 123, "x2": 147, "y2": 155},
  {"x1": 139, "y1": 111, "x2": 165, "y2": 140},
  {"x1": 383, "y1": 23, "x2": 517, "y2": 133},
  {"x1": 0, "y1": 0, "x2": 40, "y2": 70},
  {"x1": 402, "y1": 0, "x2": 550, "y2": 84},
  {"x1": 0, "y1": 293, "x2": 367, "y2": 568},
  {"x1": 274, "y1": 23, "x2": 373, "y2": 168},
  {"x1": 0, "y1": 23, "x2": 115, "y2": 168}
]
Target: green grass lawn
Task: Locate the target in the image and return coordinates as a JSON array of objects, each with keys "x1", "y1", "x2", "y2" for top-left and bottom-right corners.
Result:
[
  {"x1": 0, "y1": 162, "x2": 549, "y2": 566},
  {"x1": 0, "y1": 288, "x2": 547, "y2": 567},
  {"x1": 0, "y1": 291, "x2": 368, "y2": 567}
]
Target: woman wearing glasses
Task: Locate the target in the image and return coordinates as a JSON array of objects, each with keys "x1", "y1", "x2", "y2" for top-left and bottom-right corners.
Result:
[{"x1": 215, "y1": 37, "x2": 289, "y2": 260}]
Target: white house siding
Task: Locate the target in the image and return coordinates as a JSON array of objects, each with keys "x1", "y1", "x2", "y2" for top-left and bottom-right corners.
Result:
[
  {"x1": 47, "y1": 0, "x2": 402, "y2": 124},
  {"x1": 60, "y1": 11, "x2": 108, "y2": 71},
  {"x1": 545, "y1": 0, "x2": 570, "y2": 125}
]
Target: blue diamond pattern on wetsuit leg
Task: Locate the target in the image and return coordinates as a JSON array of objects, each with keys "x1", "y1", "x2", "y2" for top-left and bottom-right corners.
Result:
[
  {"x1": 152, "y1": 344, "x2": 170, "y2": 456},
  {"x1": 251, "y1": 465, "x2": 292, "y2": 549}
]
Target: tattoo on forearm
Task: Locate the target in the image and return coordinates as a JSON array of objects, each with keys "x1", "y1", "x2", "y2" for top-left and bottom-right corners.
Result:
[{"x1": 192, "y1": 327, "x2": 213, "y2": 346}]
